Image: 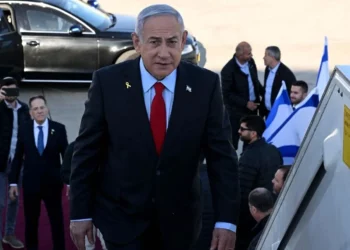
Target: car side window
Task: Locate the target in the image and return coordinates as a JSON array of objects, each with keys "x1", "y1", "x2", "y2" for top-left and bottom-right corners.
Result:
[
  {"x1": 0, "y1": 10, "x2": 10, "y2": 34},
  {"x1": 22, "y1": 5, "x2": 76, "y2": 32}
]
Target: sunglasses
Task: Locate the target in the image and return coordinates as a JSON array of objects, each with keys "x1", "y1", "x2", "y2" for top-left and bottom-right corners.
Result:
[{"x1": 239, "y1": 126, "x2": 252, "y2": 131}]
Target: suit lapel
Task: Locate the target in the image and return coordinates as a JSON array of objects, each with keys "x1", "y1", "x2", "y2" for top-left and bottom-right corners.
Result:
[
  {"x1": 264, "y1": 67, "x2": 269, "y2": 85},
  {"x1": 273, "y1": 65, "x2": 281, "y2": 88},
  {"x1": 123, "y1": 60, "x2": 192, "y2": 160},
  {"x1": 124, "y1": 58, "x2": 158, "y2": 158},
  {"x1": 160, "y1": 63, "x2": 189, "y2": 160},
  {"x1": 44, "y1": 120, "x2": 54, "y2": 154},
  {"x1": 29, "y1": 121, "x2": 38, "y2": 154},
  {"x1": 31, "y1": 119, "x2": 54, "y2": 156}
]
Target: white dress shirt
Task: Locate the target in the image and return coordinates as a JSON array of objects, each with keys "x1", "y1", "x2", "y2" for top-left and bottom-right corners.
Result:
[
  {"x1": 34, "y1": 118, "x2": 49, "y2": 149},
  {"x1": 73, "y1": 59, "x2": 237, "y2": 232},
  {"x1": 235, "y1": 58, "x2": 256, "y2": 101},
  {"x1": 140, "y1": 58, "x2": 176, "y2": 128}
]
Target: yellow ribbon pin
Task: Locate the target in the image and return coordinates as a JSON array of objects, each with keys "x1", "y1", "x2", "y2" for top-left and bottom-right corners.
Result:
[{"x1": 125, "y1": 82, "x2": 131, "y2": 89}]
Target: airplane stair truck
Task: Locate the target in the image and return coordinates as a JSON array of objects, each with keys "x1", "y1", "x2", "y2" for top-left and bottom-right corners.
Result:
[{"x1": 256, "y1": 65, "x2": 350, "y2": 250}]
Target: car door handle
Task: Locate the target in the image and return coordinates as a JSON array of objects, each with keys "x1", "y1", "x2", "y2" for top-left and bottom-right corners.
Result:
[{"x1": 27, "y1": 41, "x2": 40, "y2": 46}]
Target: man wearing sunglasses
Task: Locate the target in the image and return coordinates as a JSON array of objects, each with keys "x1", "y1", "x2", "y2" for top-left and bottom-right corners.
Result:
[
  {"x1": 234, "y1": 115, "x2": 282, "y2": 250},
  {"x1": 0, "y1": 77, "x2": 29, "y2": 249}
]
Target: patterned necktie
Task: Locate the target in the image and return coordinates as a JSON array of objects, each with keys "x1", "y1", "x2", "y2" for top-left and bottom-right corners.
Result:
[
  {"x1": 150, "y1": 82, "x2": 166, "y2": 155},
  {"x1": 37, "y1": 126, "x2": 44, "y2": 155}
]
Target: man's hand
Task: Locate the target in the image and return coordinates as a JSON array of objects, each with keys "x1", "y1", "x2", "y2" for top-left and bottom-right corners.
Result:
[
  {"x1": 0, "y1": 89, "x2": 6, "y2": 101},
  {"x1": 9, "y1": 186, "x2": 18, "y2": 201},
  {"x1": 66, "y1": 185, "x2": 70, "y2": 200},
  {"x1": 210, "y1": 228, "x2": 236, "y2": 250},
  {"x1": 70, "y1": 220, "x2": 94, "y2": 250},
  {"x1": 246, "y1": 101, "x2": 258, "y2": 111}
]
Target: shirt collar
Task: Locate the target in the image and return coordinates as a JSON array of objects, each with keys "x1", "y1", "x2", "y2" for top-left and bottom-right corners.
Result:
[
  {"x1": 269, "y1": 62, "x2": 281, "y2": 73},
  {"x1": 34, "y1": 118, "x2": 48, "y2": 128},
  {"x1": 139, "y1": 58, "x2": 177, "y2": 93},
  {"x1": 5, "y1": 100, "x2": 21, "y2": 111},
  {"x1": 235, "y1": 57, "x2": 248, "y2": 68}
]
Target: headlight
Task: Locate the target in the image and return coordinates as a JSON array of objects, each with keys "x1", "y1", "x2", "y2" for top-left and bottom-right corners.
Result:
[{"x1": 182, "y1": 44, "x2": 193, "y2": 55}]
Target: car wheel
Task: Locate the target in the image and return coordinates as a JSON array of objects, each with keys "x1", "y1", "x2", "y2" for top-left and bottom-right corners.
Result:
[{"x1": 115, "y1": 50, "x2": 140, "y2": 64}]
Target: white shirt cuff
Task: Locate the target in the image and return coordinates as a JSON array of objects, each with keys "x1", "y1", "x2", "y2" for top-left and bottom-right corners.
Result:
[
  {"x1": 71, "y1": 218, "x2": 92, "y2": 222},
  {"x1": 215, "y1": 222, "x2": 237, "y2": 232},
  {"x1": 9, "y1": 184, "x2": 17, "y2": 187}
]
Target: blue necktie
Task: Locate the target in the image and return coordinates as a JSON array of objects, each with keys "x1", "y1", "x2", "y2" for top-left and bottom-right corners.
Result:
[{"x1": 37, "y1": 126, "x2": 44, "y2": 155}]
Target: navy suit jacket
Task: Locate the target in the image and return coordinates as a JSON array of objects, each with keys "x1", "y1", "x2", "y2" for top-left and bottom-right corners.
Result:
[
  {"x1": 9, "y1": 119, "x2": 68, "y2": 193},
  {"x1": 70, "y1": 58, "x2": 240, "y2": 248}
]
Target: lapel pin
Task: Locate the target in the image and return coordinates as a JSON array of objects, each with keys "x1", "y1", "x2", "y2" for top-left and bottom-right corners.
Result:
[
  {"x1": 186, "y1": 85, "x2": 192, "y2": 92},
  {"x1": 125, "y1": 82, "x2": 131, "y2": 89},
  {"x1": 51, "y1": 129, "x2": 55, "y2": 135}
]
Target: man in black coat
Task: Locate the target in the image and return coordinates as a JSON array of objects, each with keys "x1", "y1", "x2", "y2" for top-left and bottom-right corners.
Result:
[
  {"x1": 235, "y1": 115, "x2": 282, "y2": 250},
  {"x1": 261, "y1": 46, "x2": 296, "y2": 118},
  {"x1": 221, "y1": 41, "x2": 263, "y2": 150},
  {"x1": 247, "y1": 188, "x2": 274, "y2": 250},
  {"x1": 0, "y1": 77, "x2": 30, "y2": 249},
  {"x1": 9, "y1": 95, "x2": 68, "y2": 250},
  {"x1": 69, "y1": 4, "x2": 240, "y2": 250}
]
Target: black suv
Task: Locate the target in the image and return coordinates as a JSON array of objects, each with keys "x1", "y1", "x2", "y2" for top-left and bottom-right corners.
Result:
[
  {"x1": 0, "y1": 0, "x2": 199, "y2": 84},
  {"x1": 0, "y1": 8, "x2": 23, "y2": 80}
]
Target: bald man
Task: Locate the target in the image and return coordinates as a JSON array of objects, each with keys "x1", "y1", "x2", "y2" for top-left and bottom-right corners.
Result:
[
  {"x1": 221, "y1": 42, "x2": 263, "y2": 150},
  {"x1": 247, "y1": 187, "x2": 274, "y2": 250}
]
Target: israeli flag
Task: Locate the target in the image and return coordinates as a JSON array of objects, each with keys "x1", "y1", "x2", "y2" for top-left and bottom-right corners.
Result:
[
  {"x1": 267, "y1": 87, "x2": 319, "y2": 164},
  {"x1": 316, "y1": 36, "x2": 330, "y2": 99},
  {"x1": 263, "y1": 81, "x2": 293, "y2": 141}
]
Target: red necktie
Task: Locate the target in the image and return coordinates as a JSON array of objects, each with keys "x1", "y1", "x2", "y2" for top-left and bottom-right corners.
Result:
[{"x1": 150, "y1": 82, "x2": 166, "y2": 155}]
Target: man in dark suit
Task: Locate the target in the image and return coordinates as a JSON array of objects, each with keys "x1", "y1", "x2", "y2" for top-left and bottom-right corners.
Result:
[
  {"x1": 0, "y1": 77, "x2": 30, "y2": 249},
  {"x1": 69, "y1": 4, "x2": 240, "y2": 250},
  {"x1": 261, "y1": 46, "x2": 296, "y2": 118},
  {"x1": 221, "y1": 41, "x2": 263, "y2": 150},
  {"x1": 8, "y1": 95, "x2": 68, "y2": 250}
]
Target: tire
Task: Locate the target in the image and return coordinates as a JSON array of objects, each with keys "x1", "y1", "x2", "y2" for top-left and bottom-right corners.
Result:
[{"x1": 115, "y1": 50, "x2": 140, "y2": 64}]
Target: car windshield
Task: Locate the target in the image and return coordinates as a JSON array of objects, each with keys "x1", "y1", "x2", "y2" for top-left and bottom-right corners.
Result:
[{"x1": 45, "y1": 0, "x2": 111, "y2": 30}]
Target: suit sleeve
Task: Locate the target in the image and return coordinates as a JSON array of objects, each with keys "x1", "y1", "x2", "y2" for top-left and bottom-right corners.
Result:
[
  {"x1": 61, "y1": 142, "x2": 74, "y2": 185},
  {"x1": 251, "y1": 60, "x2": 264, "y2": 98},
  {"x1": 23, "y1": 104, "x2": 31, "y2": 122},
  {"x1": 69, "y1": 71, "x2": 106, "y2": 220},
  {"x1": 262, "y1": 68, "x2": 268, "y2": 97},
  {"x1": 204, "y1": 74, "x2": 240, "y2": 225},
  {"x1": 238, "y1": 159, "x2": 258, "y2": 203},
  {"x1": 8, "y1": 126, "x2": 24, "y2": 184},
  {"x1": 284, "y1": 68, "x2": 297, "y2": 94},
  {"x1": 221, "y1": 60, "x2": 248, "y2": 109},
  {"x1": 260, "y1": 68, "x2": 270, "y2": 117},
  {"x1": 59, "y1": 125, "x2": 68, "y2": 163}
]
